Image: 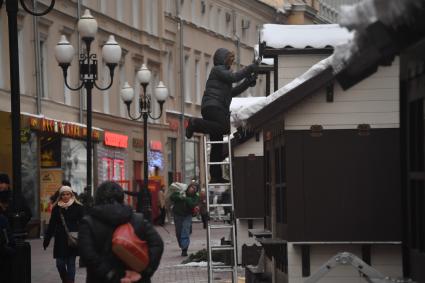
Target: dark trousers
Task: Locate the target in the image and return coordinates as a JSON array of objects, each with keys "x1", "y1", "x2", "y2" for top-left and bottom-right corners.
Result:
[
  {"x1": 157, "y1": 208, "x2": 166, "y2": 225},
  {"x1": 56, "y1": 256, "x2": 76, "y2": 281},
  {"x1": 191, "y1": 106, "x2": 229, "y2": 180}
]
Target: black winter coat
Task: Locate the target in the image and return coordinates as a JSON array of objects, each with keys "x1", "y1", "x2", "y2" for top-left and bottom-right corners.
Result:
[
  {"x1": 44, "y1": 202, "x2": 84, "y2": 258},
  {"x1": 79, "y1": 203, "x2": 164, "y2": 283},
  {"x1": 202, "y1": 48, "x2": 255, "y2": 114},
  {"x1": 2, "y1": 190, "x2": 33, "y2": 225}
]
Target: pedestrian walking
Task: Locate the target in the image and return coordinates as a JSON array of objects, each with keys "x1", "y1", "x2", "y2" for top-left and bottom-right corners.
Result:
[
  {"x1": 0, "y1": 172, "x2": 32, "y2": 227},
  {"x1": 0, "y1": 205, "x2": 16, "y2": 283},
  {"x1": 185, "y1": 48, "x2": 258, "y2": 183},
  {"x1": 43, "y1": 186, "x2": 84, "y2": 283},
  {"x1": 156, "y1": 185, "x2": 166, "y2": 226},
  {"x1": 124, "y1": 181, "x2": 152, "y2": 222},
  {"x1": 79, "y1": 181, "x2": 164, "y2": 283},
  {"x1": 78, "y1": 186, "x2": 94, "y2": 213},
  {"x1": 170, "y1": 182, "x2": 199, "y2": 256}
]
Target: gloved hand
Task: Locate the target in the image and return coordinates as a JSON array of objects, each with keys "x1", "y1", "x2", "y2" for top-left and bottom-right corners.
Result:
[
  {"x1": 247, "y1": 63, "x2": 259, "y2": 74},
  {"x1": 248, "y1": 74, "x2": 257, "y2": 87},
  {"x1": 43, "y1": 238, "x2": 50, "y2": 250}
]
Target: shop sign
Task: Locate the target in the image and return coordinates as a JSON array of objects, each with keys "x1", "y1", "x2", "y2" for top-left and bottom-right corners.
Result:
[
  {"x1": 104, "y1": 131, "x2": 128, "y2": 148},
  {"x1": 166, "y1": 117, "x2": 191, "y2": 131},
  {"x1": 150, "y1": 140, "x2": 162, "y2": 151},
  {"x1": 29, "y1": 117, "x2": 101, "y2": 141},
  {"x1": 20, "y1": 128, "x2": 31, "y2": 143},
  {"x1": 167, "y1": 117, "x2": 179, "y2": 131},
  {"x1": 133, "y1": 138, "x2": 143, "y2": 148}
]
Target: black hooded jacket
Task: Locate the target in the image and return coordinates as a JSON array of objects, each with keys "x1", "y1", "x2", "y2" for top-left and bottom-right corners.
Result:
[
  {"x1": 202, "y1": 48, "x2": 255, "y2": 114},
  {"x1": 79, "y1": 203, "x2": 164, "y2": 283}
]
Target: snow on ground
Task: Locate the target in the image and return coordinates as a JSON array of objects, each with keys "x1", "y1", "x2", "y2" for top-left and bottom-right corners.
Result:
[{"x1": 175, "y1": 261, "x2": 225, "y2": 267}]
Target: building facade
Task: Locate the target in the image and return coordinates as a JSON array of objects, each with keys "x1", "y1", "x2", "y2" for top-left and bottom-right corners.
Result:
[{"x1": 0, "y1": 0, "x2": 283, "y2": 235}]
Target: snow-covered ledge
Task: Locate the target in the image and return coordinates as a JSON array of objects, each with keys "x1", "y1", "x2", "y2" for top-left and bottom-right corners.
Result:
[{"x1": 260, "y1": 24, "x2": 353, "y2": 49}]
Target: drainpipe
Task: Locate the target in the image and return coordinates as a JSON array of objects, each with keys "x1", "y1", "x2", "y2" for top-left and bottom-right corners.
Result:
[
  {"x1": 176, "y1": 0, "x2": 186, "y2": 181},
  {"x1": 232, "y1": 10, "x2": 240, "y2": 71},
  {"x1": 77, "y1": 0, "x2": 83, "y2": 123},
  {"x1": 33, "y1": 0, "x2": 41, "y2": 114}
]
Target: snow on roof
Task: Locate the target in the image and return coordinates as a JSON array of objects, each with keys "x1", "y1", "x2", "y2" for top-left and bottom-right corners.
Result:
[
  {"x1": 231, "y1": 0, "x2": 425, "y2": 131},
  {"x1": 339, "y1": 0, "x2": 425, "y2": 32},
  {"x1": 260, "y1": 24, "x2": 353, "y2": 49},
  {"x1": 254, "y1": 45, "x2": 274, "y2": 65},
  {"x1": 231, "y1": 56, "x2": 334, "y2": 128}
]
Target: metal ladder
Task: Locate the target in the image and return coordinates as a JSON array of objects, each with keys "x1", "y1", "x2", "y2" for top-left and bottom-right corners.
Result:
[{"x1": 204, "y1": 135, "x2": 238, "y2": 283}]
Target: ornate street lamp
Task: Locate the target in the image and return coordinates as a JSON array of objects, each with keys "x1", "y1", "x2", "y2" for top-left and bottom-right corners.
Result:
[
  {"x1": 1, "y1": 0, "x2": 55, "y2": 282},
  {"x1": 120, "y1": 65, "x2": 169, "y2": 220},
  {"x1": 55, "y1": 9, "x2": 121, "y2": 195}
]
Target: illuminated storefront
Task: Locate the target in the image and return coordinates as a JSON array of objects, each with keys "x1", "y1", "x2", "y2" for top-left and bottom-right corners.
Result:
[
  {"x1": 0, "y1": 112, "x2": 102, "y2": 236},
  {"x1": 97, "y1": 131, "x2": 132, "y2": 205}
]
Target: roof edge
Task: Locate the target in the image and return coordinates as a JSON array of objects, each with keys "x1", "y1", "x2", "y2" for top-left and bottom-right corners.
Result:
[{"x1": 246, "y1": 67, "x2": 334, "y2": 131}]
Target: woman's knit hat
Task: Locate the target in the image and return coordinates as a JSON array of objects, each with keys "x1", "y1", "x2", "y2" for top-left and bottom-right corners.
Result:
[{"x1": 59, "y1": 186, "x2": 73, "y2": 194}]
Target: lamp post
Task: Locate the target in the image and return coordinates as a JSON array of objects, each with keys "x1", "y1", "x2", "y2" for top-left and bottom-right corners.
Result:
[
  {"x1": 1, "y1": 1, "x2": 55, "y2": 282},
  {"x1": 120, "y1": 65, "x2": 169, "y2": 220},
  {"x1": 55, "y1": 9, "x2": 121, "y2": 195}
]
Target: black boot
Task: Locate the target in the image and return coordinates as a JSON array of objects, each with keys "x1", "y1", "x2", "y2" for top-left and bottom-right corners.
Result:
[
  {"x1": 181, "y1": 248, "x2": 188, "y2": 256},
  {"x1": 186, "y1": 118, "x2": 194, "y2": 139},
  {"x1": 59, "y1": 272, "x2": 67, "y2": 283}
]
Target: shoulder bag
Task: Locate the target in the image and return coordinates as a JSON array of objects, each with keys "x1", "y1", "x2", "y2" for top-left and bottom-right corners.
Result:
[{"x1": 59, "y1": 210, "x2": 78, "y2": 248}]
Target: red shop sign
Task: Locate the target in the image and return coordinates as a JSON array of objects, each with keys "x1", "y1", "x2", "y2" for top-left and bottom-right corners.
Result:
[
  {"x1": 150, "y1": 140, "x2": 162, "y2": 151},
  {"x1": 104, "y1": 131, "x2": 128, "y2": 148}
]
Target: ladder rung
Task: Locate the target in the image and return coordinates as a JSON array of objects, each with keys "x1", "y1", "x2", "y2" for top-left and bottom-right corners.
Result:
[
  {"x1": 209, "y1": 224, "x2": 233, "y2": 229},
  {"x1": 209, "y1": 203, "x2": 232, "y2": 208},
  {"x1": 206, "y1": 140, "x2": 230, "y2": 144},
  {"x1": 207, "y1": 161, "x2": 230, "y2": 165},
  {"x1": 208, "y1": 182, "x2": 231, "y2": 186},
  {"x1": 211, "y1": 245, "x2": 234, "y2": 251},
  {"x1": 210, "y1": 217, "x2": 230, "y2": 221},
  {"x1": 212, "y1": 267, "x2": 235, "y2": 272}
]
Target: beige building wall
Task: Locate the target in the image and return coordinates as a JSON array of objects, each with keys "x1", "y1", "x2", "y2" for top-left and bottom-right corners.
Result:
[
  {"x1": 0, "y1": 0, "x2": 283, "y2": 193},
  {"x1": 282, "y1": 58, "x2": 400, "y2": 130}
]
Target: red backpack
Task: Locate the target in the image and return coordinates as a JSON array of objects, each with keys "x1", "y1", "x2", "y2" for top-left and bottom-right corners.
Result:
[{"x1": 111, "y1": 214, "x2": 149, "y2": 272}]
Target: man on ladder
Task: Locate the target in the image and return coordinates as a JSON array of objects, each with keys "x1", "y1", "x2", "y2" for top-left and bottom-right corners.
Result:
[
  {"x1": 185, "y1": 48, "x2": 258, "y2": 184},
  {"x1": 185, "y1": 48, "x2": 258, "y2": 283}
]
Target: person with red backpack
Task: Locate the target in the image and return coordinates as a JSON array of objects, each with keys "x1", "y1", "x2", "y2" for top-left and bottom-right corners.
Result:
[{"x1": 79, "y1": 181, "x2": 164, "y2": 283}]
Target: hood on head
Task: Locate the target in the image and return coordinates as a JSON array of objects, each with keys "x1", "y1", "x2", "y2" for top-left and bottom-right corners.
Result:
[
  {"x1": 213, "y1": 48, "x2": 231, "y2": 66},
  {"x1": 89, "y1": 203, "x2": 132, "y2": 226}
]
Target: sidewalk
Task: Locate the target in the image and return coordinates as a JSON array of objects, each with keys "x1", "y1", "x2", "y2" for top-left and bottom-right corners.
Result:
[
  {"x1": 152, "y1": 221, "x2": 209, "y2": 283},
  {"x1": 31, "y1": 221, "x2": 242, "y2": 283}
]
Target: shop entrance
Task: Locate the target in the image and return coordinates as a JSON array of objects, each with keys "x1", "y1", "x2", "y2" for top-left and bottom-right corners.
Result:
[{"x1": 102, "y1": 157, "x2": 132, "y2": 206}]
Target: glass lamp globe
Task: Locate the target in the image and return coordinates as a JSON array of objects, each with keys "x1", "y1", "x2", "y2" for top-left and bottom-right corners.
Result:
[
  {"x1": 137, "y1": 64, "x2": 151, "y2": 84},
  {"x1": 154, "y1": 81, "x2": 169, "y2": 103},
  {"x1": 54, "y1": 35, "x2": 75, "y2": 64},
  {"x1": 102, "y1": 35, "x2": 122, "y2": 64},
  {"x1": 120, "y1": 82, "x2": 135, "y2": 103},
  {"x1": 78, "y1": 9, "x2": 98, "y2": 39}
]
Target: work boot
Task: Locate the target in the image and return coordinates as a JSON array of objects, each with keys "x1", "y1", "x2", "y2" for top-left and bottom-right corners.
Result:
[
  {"x1": 186, "y1": 118, "x2": 194, "y2": 139},
  {"x1": 210, "y1": 177, "x2": 230, "y2": 184}
]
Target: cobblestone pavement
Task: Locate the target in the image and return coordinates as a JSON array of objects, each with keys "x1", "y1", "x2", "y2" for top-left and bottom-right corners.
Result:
[{"x1": 31, "y1": 221, "x2": 245, "y2": 283}]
